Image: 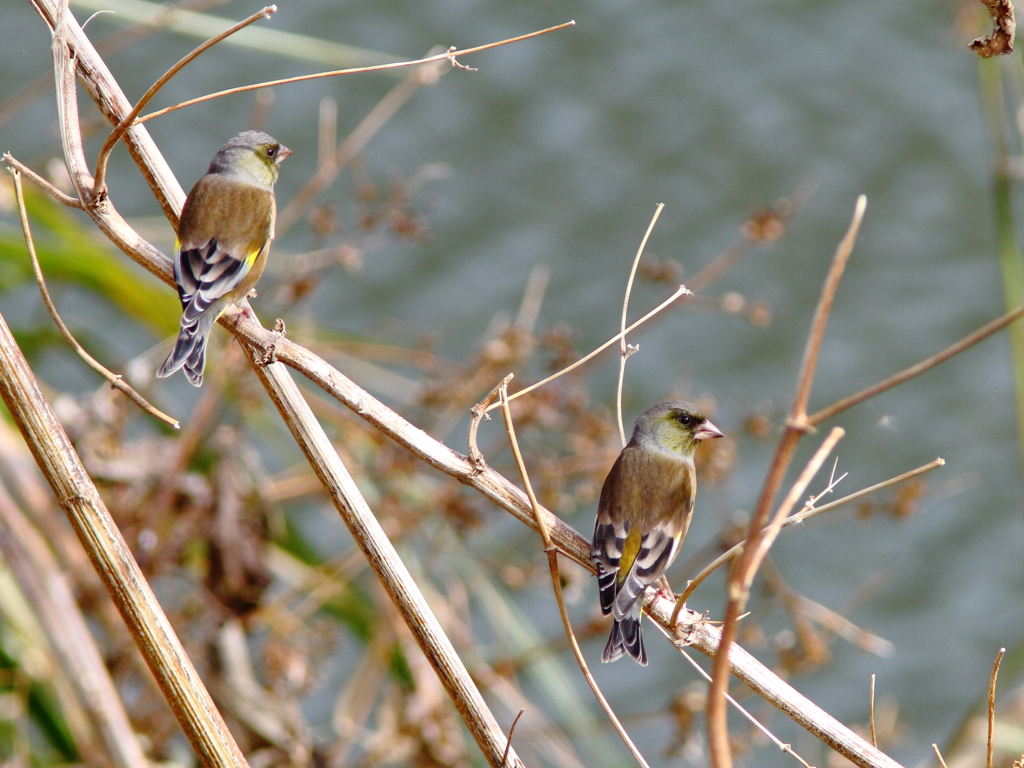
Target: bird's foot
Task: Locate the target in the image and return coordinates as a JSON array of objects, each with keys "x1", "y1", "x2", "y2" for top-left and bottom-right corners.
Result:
[
  {"x1": 236, "y1": 300, "x2": 258, "y2": 322},
  {"x1": 654, "y1": 576, "x2": 675, "y2": 601}
]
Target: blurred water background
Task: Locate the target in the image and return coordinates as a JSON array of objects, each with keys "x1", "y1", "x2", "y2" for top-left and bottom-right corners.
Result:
[{"x1": 1, "y1": 0, "x2": 1022, "y2": 765}]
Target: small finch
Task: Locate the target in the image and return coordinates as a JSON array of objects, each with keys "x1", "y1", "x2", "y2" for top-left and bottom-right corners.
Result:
[
  {"x1": 157, "y1": 130, "x2": 292, "y2": 386},
  {"x1": 591, "y1": 400, "x2": 724, "y2": 665}
]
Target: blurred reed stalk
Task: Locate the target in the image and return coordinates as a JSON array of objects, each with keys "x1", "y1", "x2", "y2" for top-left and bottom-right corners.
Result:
[{"x1": 977, "y1": 51, "x2": 1024, "y2": 474}]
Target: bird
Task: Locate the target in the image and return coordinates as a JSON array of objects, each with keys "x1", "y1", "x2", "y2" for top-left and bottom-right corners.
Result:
[
  {"x1": 156, "y1": 130, "x2": 292, "y2": 387},
  {"x1": 591, "y1": 400, "x2": 724, "y2": 665}
]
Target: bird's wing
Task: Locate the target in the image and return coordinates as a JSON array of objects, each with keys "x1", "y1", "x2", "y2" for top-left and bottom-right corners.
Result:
[{"x1": 174, "y1": 175, "x2": 275, "y2": 321}]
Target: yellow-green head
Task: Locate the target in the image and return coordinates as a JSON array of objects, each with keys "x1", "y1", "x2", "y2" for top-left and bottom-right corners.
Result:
[
  {"x1": 206, "y1": 130, "x2": 292, "y2": 190},
  {"x1": 631, "y1": 400, "x2": 724, "y2": 458}
]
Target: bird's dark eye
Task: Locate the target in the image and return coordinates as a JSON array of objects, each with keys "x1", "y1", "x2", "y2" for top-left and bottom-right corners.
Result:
[
  {"x1": 676, "y1": 413, "x2": 694, "y2": 426},
  {"x1": 265, "y1": 146, "x2": 278, "y2": 158}
]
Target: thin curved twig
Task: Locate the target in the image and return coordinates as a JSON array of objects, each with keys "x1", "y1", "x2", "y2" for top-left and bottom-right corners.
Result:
[
  {"x1": 10, "y1": 167, "x2": 179, "y2": 429},
  {"x1": 662, "y1": 635, "x2": 814, "y2": 768},
  {"x1": 707, "y1": 196, "x2": 866, "y2": 768},
  {"x1": 468, "y1": 374, "x2": 513, "y2": 468},
  {"x1": 987, "y1": 647, "x2": 1005, "y2": 768},
  {"x1": 93, "y1": 5, "x2": 276, "y2": 193},
  {"x1": 486, "y1": 285, "x2": 692, "y2": 413},
  {"x1": 671, "y1": 457, "x2": 944, "y2": 612},
  {"x1": 498, "y1": 382, "x2": 651, "y2": 768},
  {"x1": 870, "y1": 674, "x2": 877, "y2": 748},
  {"x1": 3, "y1": 154, "x2": 82, "y2": 208},
  {"x1": 500, "y1": 710, "x2": 524, "y2": 768},
  {"x1": 809, "y1": 301, "x2": 1024, "y2": 425},
  {"x1": 616, "y1": 203, "x2": 663, "y2": 445},
  {"x1": 137, "y1": 21, "x2": 576, "y2": 124}
]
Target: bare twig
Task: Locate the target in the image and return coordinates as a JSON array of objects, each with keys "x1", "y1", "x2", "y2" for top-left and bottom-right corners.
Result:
[
  {"x1": 988, "y1": 648, "x2": 1005, "y2": 768},
  {"x1": 498, "y1": 383, "x2": 651, "y2": 768},
  {"x1": 665, "y1": 638, "x2": 814, "y2": 768},
  {"x1": 93, "y1": 5, "x2": 277, "y2": 193},
  {"x1": 10, "y1": 168, "x2": 179, "y2": 430},
  {"x1": 742, "y1": 427, "x2": 845, "y2": 600},
  {"x1": 486, "y1": 286, "x2": 691, "y2": 413},
  {"x1": 137, "y1": 21, "x2": 576, "y2": 124},
  {"x1": 498, "y1": 382, "x2": 552, "y2": 550},
  {"x1": 792, "y1": 196, "x2": 868, "y2": 425},
  {"x1": 933, "y1": 744, "x2": 950, "y2": 768},
  {"x1": 500, "y1": 710, "x2": 525, "y2": 768},
  {"x1": 468, "y1": 374, "x2": 513, "y2": 469},
  {"x1": 617, "y1": 203, "x2": 664, "y2": 445},
  {"x1": 707, "y1": 196, "x2": 866, "y2": 768},
  {"x1": 3, "y1": 153, "x2": 83, "y2": 208},
  {"x1": 673, "y1": 454, "x2": 944, "y2": 618},
  {"x1": 31, "y1": 0, "x2": 187, "y2": 223},
  {"x1": 676, "y1": 461, "x2": 845, "y2": 631},
  {"x1": 784, "y1": 457, "x2": 943, "y2": 524},
  {"x1": 870, "y1": 674, "x2": 877, "y2": 748},
  {"x1": 809, "y1": 301, "x2": 1024, "y2": 425}
]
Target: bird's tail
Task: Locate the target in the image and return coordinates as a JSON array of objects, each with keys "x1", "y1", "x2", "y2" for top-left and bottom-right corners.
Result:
[
  {"x1": 156, "y1": 318, "x2": 211, "y2": 387},
  {"x1": 602, "y1": 602, "x2": 647, "y2": 665}
]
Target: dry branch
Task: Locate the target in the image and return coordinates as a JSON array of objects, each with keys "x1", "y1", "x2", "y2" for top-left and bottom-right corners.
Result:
[
  {"x1": 93, "y1": 4, "x2": 278, "y2": 193},
  {"x1": 242, "y1": 351, "x2": 525, "y2": 768},
  {"x1": 10, "y1": 167, "x2": 179, "y2": 429},
  {"x1": 0, "y1": 312, "x2": 249, "y2": 767},
  {"x1": 970, "y1": 0, "x2": 1016, "y2": 57},
  {"x1": 498, "y1": 384, "x2": 650, "y2": 768},
  {"x1": 135, "y1": 20, "x2": 575, "y2": 125},
  {"x1": 31, "y1": 0, "x2": 186, "y2": 223},
  {"x1": 616, "y1": 203, "x2": 664, "y2": 446},
  {"x1": 707, "y1": 196, "x2": 867, "y2": 768},
  {"x1": 0, "y1": 478, "x2": 147, "y2": 768}
]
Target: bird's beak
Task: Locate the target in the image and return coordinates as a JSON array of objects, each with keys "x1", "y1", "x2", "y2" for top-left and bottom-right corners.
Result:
[
  {"x1": 277, "y1": 145, "x2": 293, "y2": 164},
  {"x1": 694, "y1": 420, "x2": 724, "y2": 441}
]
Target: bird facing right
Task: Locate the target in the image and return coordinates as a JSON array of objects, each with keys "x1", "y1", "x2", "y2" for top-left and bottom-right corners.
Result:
[
  {"x1": 590, "y1": 400, "x2": 724, "y2": 665},
  {"x1": 157, "y1": 130, "x2": 292, "y2": 387}
]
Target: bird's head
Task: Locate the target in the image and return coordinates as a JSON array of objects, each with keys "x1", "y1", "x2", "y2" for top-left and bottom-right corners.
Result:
[
  {"x1": 634, "y1": 400, "x2": 724, "y2": 458},
  {"x1": 209, "y1": 130, "x2": 292, "y2": 188}
]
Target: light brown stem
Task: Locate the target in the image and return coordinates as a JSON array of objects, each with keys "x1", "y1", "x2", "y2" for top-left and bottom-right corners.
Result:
[
  {"x1": 0, "y1": 310, "x2": 248, "y2": 768},
  {"x1": 242, "y1": 348, "x2": 525, "y2": 768},
  {"x1": 707, "y1": 196, "x2": 866, "y2": 768}
]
